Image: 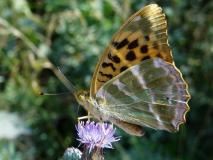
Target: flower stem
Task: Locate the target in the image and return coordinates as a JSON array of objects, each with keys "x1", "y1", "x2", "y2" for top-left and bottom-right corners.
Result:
[
  {"x1": 81, "y1": 148, "x2": 104, "y2": 160},
  {"x1": 91, "y1": 148, "x2": 104, "y2": 160}
]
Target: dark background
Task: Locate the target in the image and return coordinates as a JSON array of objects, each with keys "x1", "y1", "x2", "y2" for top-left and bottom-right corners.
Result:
[{"x1": 0, "y1": 0, "x2": 212, "y2": 159}]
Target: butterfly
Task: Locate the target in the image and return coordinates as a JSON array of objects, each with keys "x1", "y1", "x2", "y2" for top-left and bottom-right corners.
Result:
[{"x1": 73, "y1": 4, "x2": 190, "y2": 136}]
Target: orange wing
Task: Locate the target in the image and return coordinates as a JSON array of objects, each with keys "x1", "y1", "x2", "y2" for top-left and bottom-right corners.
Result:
[{"x1": 90, "y1": 4, "x2": 173, "y2": 96}]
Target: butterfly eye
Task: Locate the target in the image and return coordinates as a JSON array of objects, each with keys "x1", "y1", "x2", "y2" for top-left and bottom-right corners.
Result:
[
  {"x1": 75, "y1": 90, "x2": 89, "y2": 105},
  {"x1": 79, "y1": 94, "x2": 84, "y2": 100},
  {"x1": 79, "y1": 91, "x2": 90, "y2": 101}
]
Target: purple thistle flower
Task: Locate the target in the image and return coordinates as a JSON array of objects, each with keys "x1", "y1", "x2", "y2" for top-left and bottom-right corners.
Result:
[{"x1": 76, "y1": 121, "x2": 120, "y2": 152}]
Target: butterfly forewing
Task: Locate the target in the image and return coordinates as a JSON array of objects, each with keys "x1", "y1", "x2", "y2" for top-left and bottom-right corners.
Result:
[
  {"x1": 90, "y1": 4, "x2": 173, "y2": 96},
  {"x1": 95, "y1": 58, "x2": 190, "y2": 132}
]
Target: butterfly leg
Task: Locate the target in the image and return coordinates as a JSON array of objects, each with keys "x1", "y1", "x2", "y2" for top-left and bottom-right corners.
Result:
[
  {"x1": 87, "y1": 112, "x2": 91, "y2": 121},
  {"x1": 78, "y1": 114, "x2": 92, "y2": 122}
]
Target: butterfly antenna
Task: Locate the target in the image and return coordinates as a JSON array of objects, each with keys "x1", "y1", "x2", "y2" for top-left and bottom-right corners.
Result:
[
  {"x1": 39, "y1": 91, "x2": 71, "y2": 96},
  {"x1": 53, "y1": 66, "x2": 77, "y2": 94}
]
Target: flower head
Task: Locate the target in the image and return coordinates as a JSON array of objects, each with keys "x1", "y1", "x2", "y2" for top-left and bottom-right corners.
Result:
[{"x1": 76, "y1": 121, "x2": 120, "y2": 152}]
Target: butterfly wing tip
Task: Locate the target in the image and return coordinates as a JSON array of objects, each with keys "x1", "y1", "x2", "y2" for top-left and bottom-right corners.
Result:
[{"x1": 170, "y1": 119, "x2": 189, "y2": 132}]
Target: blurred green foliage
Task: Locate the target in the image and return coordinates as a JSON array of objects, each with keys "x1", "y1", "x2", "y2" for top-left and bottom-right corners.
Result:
[{"x1": 0, "y1": 0, "x2": 212, "y2": 159}]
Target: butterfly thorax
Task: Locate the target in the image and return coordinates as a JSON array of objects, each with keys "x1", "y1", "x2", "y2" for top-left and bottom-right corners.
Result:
[{"x1": 74, "y1": 90, "x2": 103, "y2": 120}]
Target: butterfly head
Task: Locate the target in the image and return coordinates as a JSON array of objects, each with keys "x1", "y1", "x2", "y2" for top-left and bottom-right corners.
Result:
[
  {"x1": 74, "y1": 90, "x2": 90, "y2": 106},
  {"x1": 74, "y1": 89, "x2": 104, "y2": 121}
]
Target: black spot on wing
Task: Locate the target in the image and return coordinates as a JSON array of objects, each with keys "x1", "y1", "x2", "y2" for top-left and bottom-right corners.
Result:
[
  {"x1": 102, "y1": 62, "x2": 116, "y2": 71},
  {"x1": 108, "y1": 53, "x2": 121, "y2": 63},
  {"x1": 144, "y1": 35, "x2": 150, "y2": 41},
  {"x1": 99, "y1": 71, "x2": 113, "y2": 79},
  {"x1": 156, "y1": 53, "x2": 164, "y2": 59},
  {"x1": 112, "y1": 38, "x2": 129, "y2": 49},
  {"x1": 140, "y1": 45, "x2": 148, "y2": 53},
  {"x1": 97, "y1": 79, "x2": 106, "y2": 83},
  {"x1": 126, "y1": 50, "x2": 136, "y2": 61},
  {"x1": 141, "y1": 55, "x2": 150, "y2": 61},
  {"x1": 128, "y1": 39, "x2": 138, "y2": 49},
  {"x1": 120, "y1": 66, "x2": 128, "y2": 72}
]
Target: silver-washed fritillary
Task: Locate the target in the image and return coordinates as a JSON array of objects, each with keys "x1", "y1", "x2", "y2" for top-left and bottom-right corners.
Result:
[{"x1": 73, "y1": 4, "x2": 190, "y2": 136}]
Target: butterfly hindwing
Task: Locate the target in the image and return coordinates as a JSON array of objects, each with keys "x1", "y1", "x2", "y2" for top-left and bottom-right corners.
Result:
[
  {"x1": 91, "y1": 4, "x2": 173, "y2": 96},
  {"x1": 95, "y1": 58, "x2": 190, "y2": 132}
]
